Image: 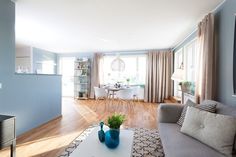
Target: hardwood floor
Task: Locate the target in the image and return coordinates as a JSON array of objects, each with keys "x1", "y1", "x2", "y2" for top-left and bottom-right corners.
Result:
[{"x1": 0, "y1": 98, "x2": 158, "y2": 157}]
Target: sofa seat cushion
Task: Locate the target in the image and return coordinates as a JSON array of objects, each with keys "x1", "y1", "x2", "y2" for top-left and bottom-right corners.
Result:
[{"x1": 159, "y1": 123, "x2": 225, "y2": 157}]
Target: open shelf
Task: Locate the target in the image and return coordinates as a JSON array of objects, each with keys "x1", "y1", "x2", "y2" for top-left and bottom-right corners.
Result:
[{"x1": 74, "y1": 58, "x2": 90, "y2": 100}]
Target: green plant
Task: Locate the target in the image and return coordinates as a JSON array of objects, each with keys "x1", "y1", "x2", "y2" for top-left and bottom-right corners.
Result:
[
  {"x1": 107, "y1": 114, "x2": 125, "y2": 129},
  {"x1": 179, "y1": 81, "x2": 195, "y2": 94},
  {"x1": 179, "y1": 81, "x2": 192, "y2": 87}
]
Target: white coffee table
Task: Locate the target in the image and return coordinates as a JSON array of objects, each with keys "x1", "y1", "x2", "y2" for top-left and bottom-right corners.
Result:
[{"x1": 70, "y1": 126, "x2": 134, "y2": 157}]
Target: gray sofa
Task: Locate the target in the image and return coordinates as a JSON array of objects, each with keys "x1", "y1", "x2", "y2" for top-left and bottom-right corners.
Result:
[{"x1": 158, "y1": 100, "x2": 236, "y2": 157}]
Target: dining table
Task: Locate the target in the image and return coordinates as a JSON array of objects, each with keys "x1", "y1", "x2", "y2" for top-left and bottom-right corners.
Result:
[{"x1": 103, "y1": 85, "x2": 130, "y2": 100}]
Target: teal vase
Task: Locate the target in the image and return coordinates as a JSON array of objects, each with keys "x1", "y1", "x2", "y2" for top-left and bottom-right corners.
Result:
[
  {"x1": 105, "y1": 129, "x2": 120, "y2": 149},
  {"x1": 98, "y1": 122, "x2": 105, "y2": 142}
]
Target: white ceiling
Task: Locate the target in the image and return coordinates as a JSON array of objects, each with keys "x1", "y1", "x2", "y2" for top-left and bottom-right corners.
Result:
[{"x1": 15, "y1": 0, "x2": 224, "y2": 53}]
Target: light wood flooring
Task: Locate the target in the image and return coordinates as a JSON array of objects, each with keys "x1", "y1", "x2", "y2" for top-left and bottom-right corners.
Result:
[{"x1": 0, "y1": 98, "x2": 158, "y2": 157}]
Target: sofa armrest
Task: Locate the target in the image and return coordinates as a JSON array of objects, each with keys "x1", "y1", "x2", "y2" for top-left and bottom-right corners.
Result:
[{"x1": 158, "y1": 103, "x2": 184, "y2": 123}]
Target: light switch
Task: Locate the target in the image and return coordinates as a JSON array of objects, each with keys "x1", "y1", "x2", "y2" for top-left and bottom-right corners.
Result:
[{"x1": 0, "y1": 83, "x2": 2, "y2": 89}]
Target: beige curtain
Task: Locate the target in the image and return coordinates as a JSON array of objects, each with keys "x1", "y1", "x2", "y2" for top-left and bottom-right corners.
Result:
[
  {"x1": 90, "y1": 53, "x2": 103, "y2": 98},
  {"x1": 144, "y1": 50, "x2": 173, "y2": 103},
  {"x1": 195, "y1": 13, "x2": 216, "y2": 103}
]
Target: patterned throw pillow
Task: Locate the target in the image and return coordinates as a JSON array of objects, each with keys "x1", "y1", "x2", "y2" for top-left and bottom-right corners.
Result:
[
  {"x1": 177, "y1": 100, "x2": 217, "y2": 126},
  {"x1": 195, "y1": 103, "x2": 217, "y2": 113},
  {"x1": 177, "y1": 100, "x2": 196, "y2": 126}
]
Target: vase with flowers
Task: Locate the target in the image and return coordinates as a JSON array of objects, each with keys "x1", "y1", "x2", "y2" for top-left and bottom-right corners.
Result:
[{"x1": 105, "y1": 113, "x2": 125, "y2": 149}]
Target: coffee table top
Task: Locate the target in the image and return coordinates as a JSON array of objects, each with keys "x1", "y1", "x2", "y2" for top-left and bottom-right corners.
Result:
[{"x1": 70, "y1": 126, "x2": 134, "y2": 157}]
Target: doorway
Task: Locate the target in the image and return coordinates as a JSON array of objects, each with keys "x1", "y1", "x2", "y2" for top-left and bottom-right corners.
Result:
[{"x1": 59, "y1": 57, "x2": 75, "y2": 97}]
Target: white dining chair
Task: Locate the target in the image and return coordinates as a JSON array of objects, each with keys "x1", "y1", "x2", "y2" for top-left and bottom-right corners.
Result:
[
  {"x1": 116, "y1": 88, "x2": 134, "y2": 109},
  {"x1": 94, "y1": 87, "x2": 108, "y2": 100},
  {"x1": 116, "y1": 88, "x2": 134, "y2": 100}
]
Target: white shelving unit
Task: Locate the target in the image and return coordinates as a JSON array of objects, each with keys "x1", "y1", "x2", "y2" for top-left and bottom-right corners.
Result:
[{"x1": 74, "y1": 58, "x2": 90, "y2": 99}]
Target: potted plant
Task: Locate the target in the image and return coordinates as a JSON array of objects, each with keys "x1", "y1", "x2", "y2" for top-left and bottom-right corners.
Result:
[
  {"x1": 105, "y1": 114, "x2": 125, "y2": 148},
  {"x1": 179, "y1": 81, "x2": 191, "y2": 93}
]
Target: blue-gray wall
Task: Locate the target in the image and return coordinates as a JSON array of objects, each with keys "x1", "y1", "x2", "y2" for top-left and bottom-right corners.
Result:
[
  {"x1": 173, "y1": 0, "x2": 236, "y2": 106},
  {"x1": 32, "y1": 47, "x2": 58, "y2": 74},
  {"x1": 0, "y1": 0, "x2": 62, "y2": 135},
  {"x1": 215, "y1": 0, "x2": 236, "y2": 106}
]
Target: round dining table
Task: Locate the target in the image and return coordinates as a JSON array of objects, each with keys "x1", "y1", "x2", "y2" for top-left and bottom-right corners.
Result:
[{"x1": 103, "y1": 86, "x2": 129, "y2": 100}]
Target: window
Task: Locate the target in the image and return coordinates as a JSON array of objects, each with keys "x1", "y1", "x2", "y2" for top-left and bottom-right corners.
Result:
[
  {"x1": 41, "y1": 61, "x2": 55, "y2": 74},
  {"x1": 59, "y1": 57, "x2": 75, "y2": 97},
  {"x1": 184, "y1": 39, "x2": 197, "y2": 82},
  {"x1": 174, "y1": 48, "x2": 184, "y2": 97},
  {"x1": 100, "y1": 54, "x2": 146, "y2": 85},
  {"x1": 173, "y1": 38, "x2": 197, "y2": 97}
]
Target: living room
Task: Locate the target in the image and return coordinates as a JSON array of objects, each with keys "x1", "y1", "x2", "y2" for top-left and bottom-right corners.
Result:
[{"x1": 1, "y1": 0, "x2": 236, "y2": 157}]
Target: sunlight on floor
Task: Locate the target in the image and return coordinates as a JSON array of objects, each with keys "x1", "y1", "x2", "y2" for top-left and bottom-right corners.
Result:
[{"x1": 0, "y1": 98, "x2": 158, "y2": 157}]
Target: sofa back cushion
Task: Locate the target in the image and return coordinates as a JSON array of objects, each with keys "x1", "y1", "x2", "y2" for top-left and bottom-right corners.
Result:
[
  {"x1": 177, "y1": 100, "x2": 217, "y2": 126},
  {"x1": 181, "y1": 107, "x2": 236, "y2": 156},
  {"x1": 201, "y1": 100, "x2": 236, "y2": 116},
  {"x1": 202, "y1": 100, "x2": 236, "y2": 152}
]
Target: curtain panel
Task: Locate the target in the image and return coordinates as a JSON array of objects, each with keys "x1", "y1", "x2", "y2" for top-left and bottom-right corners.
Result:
[
  {"x1": 144, "y1": 51, "x2": 173, "y2": 103},
  {"x1": 90, "y1": 53, "x2": 103, "y2": 98},
  {"x1": 195, "y1": 13, "x2": 216, "y2": 102}
]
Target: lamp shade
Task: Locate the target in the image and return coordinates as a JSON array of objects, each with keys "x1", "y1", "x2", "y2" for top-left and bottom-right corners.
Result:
[
  {"x1": 171, "y1": 69, "x2": 184, "y2": 81},
  {"x1": 111, "y1": 57, "x2": 125, "y2": 72}
]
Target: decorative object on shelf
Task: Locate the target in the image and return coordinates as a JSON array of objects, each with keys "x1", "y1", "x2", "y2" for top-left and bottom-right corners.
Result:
[
  {"x1": 74, "y1": 58, "x2": 91, "y2": 99},
  {"x1": 111, "y1": 54, "x2": 125, "y2": 72},
  {"x1": 98, "y1": 122, "x2": 105, "y2": 142},
  {"x1": 105, "y1": 114, "x2": 125, "y2": 149}
]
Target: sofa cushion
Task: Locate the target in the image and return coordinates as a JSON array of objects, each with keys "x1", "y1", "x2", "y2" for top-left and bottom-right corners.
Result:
[
  {"x1": 195, "y1": 103, "x2": 217, "y2": 113},
  {"x1": 159, "y1": 123, "x2": 225, "y2": 157},
  {"x1": 177, "y1": 100, "x2": 217, "y2": 126},
  {"x1": 177, "y1": 99, "x2": 196, "y2": 126},
  {"x1": 202, "y1": 100, "x2": 236, "y2": 152},
  {"x1": 181, "y1": 107, "x2": 236, "y2": 156}
]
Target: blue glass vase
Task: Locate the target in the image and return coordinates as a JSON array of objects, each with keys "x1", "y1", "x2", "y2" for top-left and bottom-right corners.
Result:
[
  {"x1": 98, "y1": 122, "x2": 105, "y2": 142},
  {"x1": 105, "y1": 129, "x2": 120, "y2": 149}
]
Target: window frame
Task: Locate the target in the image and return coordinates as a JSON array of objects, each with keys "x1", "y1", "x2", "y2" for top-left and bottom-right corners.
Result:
[
  {"x1": 100, "y1": 53, "x2": 147, "y2": 86},
  {"x1": 173, "y1": 37, "x2": 197, "y2": 97}
]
